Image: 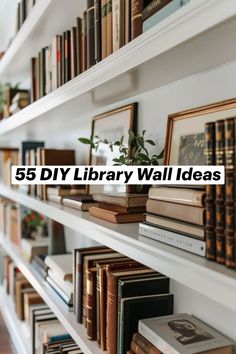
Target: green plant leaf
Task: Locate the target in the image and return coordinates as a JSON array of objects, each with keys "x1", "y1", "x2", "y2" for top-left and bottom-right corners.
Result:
[
  {"x1": 79, "y1": 138, "x2": 92, "y2": 144},
  {"x1": 128, "y1": 129, "x2": 135, "y2": 145},
  {"x1": 146, "y1": 139, "x2": 156, "y2": 146}
]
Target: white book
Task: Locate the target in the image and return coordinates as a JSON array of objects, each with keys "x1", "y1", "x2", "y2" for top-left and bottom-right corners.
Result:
[
  {"x1": 139, "y1": 223, "x2": 206, "y2": 257},
  {"x1": 45, "y1": 254, "x2": 72, "y2": 281},
  {"x1": 139, "y1": 314, "x2": 233, "y2": 354}
]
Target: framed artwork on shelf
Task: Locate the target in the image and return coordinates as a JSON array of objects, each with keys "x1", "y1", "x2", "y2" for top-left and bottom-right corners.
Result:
[
  {"x1": 165, "y1": 97, "x2": 236, "y2": 165},
  {"x1": 89, "y1": 103, "x2": 138, "y2": 194}
]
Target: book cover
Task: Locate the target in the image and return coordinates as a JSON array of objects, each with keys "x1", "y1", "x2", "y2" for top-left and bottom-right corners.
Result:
[
  {"x1": 142, "y1": 0, "x2": 173, "y2": 21},
  {"x1": 82, "y1": 11, "x2": 88, "y2": 72},
  {"x1": 45, "y1": 254, "x2": 72, "y2": 281},
  {"x1": 106, "y1": 0, "x2": 113, "y2": 55},
  {"x1": 131, "y1": 0, "x2": 143, "y2": 40},
  {"x1": 87, "y1": 0, "x2": 96, "y2": 68},
  {"x1": 112, "y1": 0, "x2": 125, "y2": 52},
  {"x1": 131, "y1": 333, "x2": 162, "y2": 354},
  {"x1": 95, "y1": 0, "x2": 101, "y2": 63},
  {"x1": 76, "y1": 17, "x2": 82, "y2": 75},
  {"x1": 101, "y1": 0, "x2": 108, "y2": 59}
]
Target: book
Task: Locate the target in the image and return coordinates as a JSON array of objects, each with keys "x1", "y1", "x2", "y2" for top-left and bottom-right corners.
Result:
[
  {"x1": 138, "y1": 313, "x2": 233, "y2": 354},
  {"x1": 51, "y1": 35, "x2": 62, "y2": 90},
  {"x1": 93, "y1": 193, "x2": 148, "y2": 207},
  {"x1": 15, "y1": 278, "x2": 33, "y2": 320},
  {"x1": 47, "y1": 186, "x2": 86, "y2": 197},
  {"x1": 101, "y1": 0, "x2": 107, "y2": 59},
  {"x1": 48, "y1": 269, "x2": 73, "y2": 296},
  {"x1": 95, "y1": 0, "x2": 101, "y2": 63},
  {"x1": 131, "y1": 0, "x2": 143, "y2": 40},
  {"x1": 142, "y1": 0, "x2": 173, "y2": 21},
  {"x1": 21, "y1": 238, "x2": 49, "y2": 262},
  {"x1": 119, "y1": 293, "x2": 174, "y2": 354},
  {"x1": 76, "y1": 17, "x2": 82, "y2": 75},
  {"x1": 65, "y1": 30, "x2": 71, "y2": 83},
  {"x1": 87, "y1": 0, "x2": 96, "y2": 68},
  {"x1": 131, "y1": 333, "x2": 162, "y2": 354},
  {"x1": 62, "y1": 195, "x2": 96, "y2": 211},
  {"x1": 146, "y1": 199, "x2": 205, "y2": 226},
  {"x1": 143, "y1": 0, "x2": 190, "y2": 32},
  {"x1": 112, "y1": 0, "x2": 125, "y2": 52},
  {"x1": 148, "y1": 187, "x2": 206, "y2": 207},
  {"x1": 44, "y1": 254, "x2": 72, "y2": 281},
  {"x1": 144, "y1": 214, "x2": 204, "y2": 240},
  {"x1": 46, "y1": 276, "x2": 73, "y2": 306},
  {"x1": 125, "y1": 0, "x2": 131, "y2": 44},
  {"x1": 139, "y1": 223, "x2": 206, "y2": 256},
  {"x1": 97, "y1": 202, "x2": 146, "y2": 213},
  {"x1": 82, "y1": 11, "x2": 88, "y2": 72},
  {"x1": 89, "y1": 206, "x2": 144, "y2": 223},
  {"x1": 106, "y1": 0, "x2": 113, "y2": 55},
  {"x1": 24, "y1": 292, "x2": 44, "y2": 321},
  {"x1": 71, "y1": 26, "x2": 78, "y2": 79},
  {"x1": 21, "y1": 141, "x2": 44, "y2": 165}
]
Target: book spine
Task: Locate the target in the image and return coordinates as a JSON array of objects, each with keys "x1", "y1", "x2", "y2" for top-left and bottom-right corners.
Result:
[
  {"x1": 76, "y1": 253, "x2": 83, "y2": 323},
  {"x1": 57, "y1": 35, "x2": 62, "y2": 87},
  {"x1": 71, "y1": 27, "x2": 77, "y2": 79},
  {"x1": 31, "y1": 58, "x2": 36, "y2": 103},
  {"x1": 225, "y1": 118, "x2": 235, "y2": 268},
  {"x1": 131, "y1": 341, "x2": 150, "y2": 354},
  {"x1": 86, "y1": 269, "x2": 97, "y2": 340},
  {"x1": 82, "y1": 11, "x2": 88, "y2": 72},
  {"x1": 215, "y1": 119, "x2": 226, "y2": 264},
  {"x1": 76, "y1": 17, "x2": 82, "y2": 75},
  {"x1": 95, "y1": 0, "x2": 101, "y2": 63},
  {"x1": 87, "y1": 0, "x2": 96, "y2": 68},
  {"x1": 132, "y1": 333, "x2": 162, "y2": 354},
  {"x1": 131, "y1": 0, "x2": 143, "y2": 40},
  {"x1": 101, "y1": 0, "x2": 108, "y2": 59},
  {"x1": 125, "y1": 0, "x2": 131, "y2": 44},
  {"x1": 96, "y1": 266, "x2": 101, "y2": 347},
  {"x1": 100, "y1": 267, "x2": 106, "y2": 351},
  {"x1": 65, "y1": 30, "x2": 71, "y2": 83},
  {"x1": 106, "y1": 0, "x2": 113, "y2": 55},
  {"x1": 205, "y1": 121, "x2": 216, "y2": 261},
  {"x1": 106, "y1": 274, "x2": 117, "y2": 354},
  {"x1": 142, "y1": 0, "x2": 173, "y2": 21},
  {"x1": 139, "y1": 223, "x2": 206, "y2": 256},
  {"x1": 62, "y1": 32, "x2": 66, "y2": 85}
]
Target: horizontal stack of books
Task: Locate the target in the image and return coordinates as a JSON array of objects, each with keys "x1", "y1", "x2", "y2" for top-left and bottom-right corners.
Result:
[
  {"x1": 73, "y1": 246, "x2": 173, "y2": 353},
  {"x1": 0, "y1": 85, "x2": 29, "y2": 118},
  {"x1": 139, "y1": 186, "x2": 206, "y2": 256},
  {"x1": 16, "y1": 0, "x2": 36, "y2": 33},
  {"x1": 90, "y1": 192, "x2": 148, "y2": 223},
  {"x1": 128, "y1": 313, "x2": 233, "y2": 354},
  {"x1": 9, "y1": 91, "x2": 30, "y2": 115},
  {"x1": 44, "y1": 254, "x2": 73, "y2": 308},
  {"x1": 205, "y1": 117, "x2": 235, "y2": 269}
]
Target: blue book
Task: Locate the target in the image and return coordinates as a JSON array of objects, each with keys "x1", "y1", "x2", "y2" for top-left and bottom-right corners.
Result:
[
  {"x1": 50, "y1": 333, "x2": 72, "y2": 342},
  {"x1": 143, "y1": 0, "x2": 190, "y2": 32}
]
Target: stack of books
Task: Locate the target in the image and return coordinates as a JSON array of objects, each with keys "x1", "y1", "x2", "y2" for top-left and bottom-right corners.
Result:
[
  {"x1": 73, "y1": 246, "x2": 173, "y2": 353},
  {"x1": 139, "y1": 186, "x2": 206, "y2": 256},
  {"x1": 205, "y1": 117, "x2": 235, "y2": 269},
  {"x1": 16, "y1": 0, "x2": 36, "y2": 33},
  {"x1": 142, "y1": 0, "x2": 190, "y2": 33},
  {"x1": 129, "y1": 313, "x2": 233, "y2": 354},
  {"x1": 9, "y1": 91, "x2": 30, "y2": 115},
  {"x1": 47, "y1": 185, "x2": 87, "y2": 205},
  {"x1": 44, "y1": 254, "x2": 73, "y2": 308},
  {"x1": 61, "y1": 194, "x2": 97, "y2": 211},
  {"x1": 32, "y1": 254, "x2": 48, "y2": 280},
  {"x1": 90, "y1": 192, "x2": 148, "y2": 223}
]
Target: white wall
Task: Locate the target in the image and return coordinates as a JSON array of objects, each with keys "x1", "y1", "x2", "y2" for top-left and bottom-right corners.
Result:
[{"x1": 0, "y1": 0, "x2": 18, "y2": 52}]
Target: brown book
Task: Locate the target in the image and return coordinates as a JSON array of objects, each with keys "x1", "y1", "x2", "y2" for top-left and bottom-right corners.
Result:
[
  {"x1": 31, "y1": 57, "x2": 37, "y2": 103},
  {"x1": 76, "y1": 17, "x2": 82, "y2": 75},
  {"x1": 87, "y1": 0, "x2": 96, "y2": 68},
  {"x1": 23, "y1": 292, "x2": 44, "y2": 321},
  {"x1": 107, "y1": 266, "x2": 153, "y2": 354},
  {"x1": 131, "y1": 0, "x2": 143, "y2": 40},
  {"x1": 132, "y1": 333, "x2": 161, "y2": 354},
  {"x1": 95, "y1": 0, "x2": 101, "y2": 63},
  {"x1": 89, "y1": 206, "x2": 144, "y2": 223},
  {"x1": 101, "y1": 0, "x2": 108, "y2": 59},
  {"x1": 93, "y1": 193, "x2": 148, "y2": 207},
  {"x1": 65, "y1": 30, "x2": 71, "y2": 83},
  {"x1": 142, "y1": 0, "x2": 173, "y2": 21},
  {"x1": 98, "y1": 202, "x2": 146, "y2": 213},
  {"x1": 144, "y1": 213, "x2": 204, "y2": 240},
  {"x1": 146, "y1": 199, "x2": 205, "y2": 226},
  {"x1": 62, "y1": 31, "x2": 66, "y2": 84},
  {"x1": 125, "y1": 0, "x2": 131, "y2": 44},
  {"x1": 215, "y1": 119, "x2": 225, "y2": 264},
  {"x1": 149, "y1": 187, "x2": 205, "y2": 206},
  {"x1": 70, "y1": 26, "x2": 77, "y2": 79},
  {"x1": 15, "y1": 278, "x2": 33, "y2": 320},
  {"x1": 106, "y1": 0, "x2": 113, "y2": 55},
  {"x1": 112, "y1": 0, "x2": 125, "y2": 52},
  {"x1": 82, "y1": 11, "x2": 88, "y2": 72}
]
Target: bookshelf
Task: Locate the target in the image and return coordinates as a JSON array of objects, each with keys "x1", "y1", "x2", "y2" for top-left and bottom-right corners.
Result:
[{"x1": 0, "y1": 0, "x2": 236, "y2": 352}]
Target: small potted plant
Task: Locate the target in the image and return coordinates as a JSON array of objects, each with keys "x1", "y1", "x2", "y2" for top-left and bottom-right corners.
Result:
[{"x1": 79, "y1": 129, "x2": 164, "y2": 193}]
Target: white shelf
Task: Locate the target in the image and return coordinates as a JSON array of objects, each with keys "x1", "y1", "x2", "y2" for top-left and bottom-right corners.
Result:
[
  {"x1": 0, "y1": 233, "x2": 104, "y2": 354},
  {"x1": 0, "y1": 286, "x2": 31, "y2": 354},
  {"x1": 1, "y1": 0, "x2": 236, "y2": 136},
  {"x1": 1, "y1": 184, "x2": 236, "y2": 314}
]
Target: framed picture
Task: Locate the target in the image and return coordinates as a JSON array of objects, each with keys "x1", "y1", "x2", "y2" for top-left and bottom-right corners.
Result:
[
  {"x1": 165, "y1": 98, "x2": 236, "y2": 165},
  {"x1": 89, "y1": 103, "x2": 138, "y2": 194}
]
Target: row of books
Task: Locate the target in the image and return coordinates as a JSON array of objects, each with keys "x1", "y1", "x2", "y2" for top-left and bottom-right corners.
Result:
[
  {"x1": 16, "y1": 0, "x2": 37, "y2": 33},
  {"x1": 0, "y1": 85, "x2": 30, "y2": 120},
  {"x1": 0, "y1": 251, "x2": 82, "y2": 354}
]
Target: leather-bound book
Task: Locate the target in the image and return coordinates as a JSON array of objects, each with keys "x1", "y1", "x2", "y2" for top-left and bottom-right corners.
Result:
[
  {"x1": 225, "y1": 118, "x2": 235, "y2": 268},
  {"x1": 95, "y1": 0, "x2": 101, "y2": 63},
  {"x1": 215, "y1": 119, "x2": 226, "y2": 264},
  {"x1": 131, "y1": 0, "x2": 143, "y2": 40},
  {"x1": 82, "y1": 11, "x2": 88, "y2": 72},
  {"x1": 87, "y1": 0, "x2": 96, "y2": 68},
  {"x1": 112, "y1": 0, "x2": 125, "y2": 52},
  {"x1": 76, "y1": 17, "x2": 82, "y2": 74},
  {"x1": 142, "y1": 0, "x2": 173, "y2": 21},
  {"x1": 65, "y1": 30, "x2": 71, "y2": 83},
  {"x1": 101, "y1": 0, "x2": 108, "y2": 59},
  {"x1": 31, "y1": 58, "x2": 37, "y2": 103},
  {"x1": 106, "y1": 0, "x2": 113, "y2": 55},
  {"x1": 205, "y1": 121, "x2": 216, "y2": 261},
  {"x1": 62, "y1": 31, "x2": 66, "y2": 84},
  {"x1": 70, "y1": 26, "x2": 77, "y2": 79},
  {"x1": 132, "y1": 333, "x2": 162, "y2": 354},
  {"x1": 125, "y1": 0, "x2": 131, "y2": 44}
]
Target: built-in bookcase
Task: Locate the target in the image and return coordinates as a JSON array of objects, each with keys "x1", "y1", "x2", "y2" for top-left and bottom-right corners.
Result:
[{"x1": 0, "y1": 0, "x2": 236, "y2": 353}]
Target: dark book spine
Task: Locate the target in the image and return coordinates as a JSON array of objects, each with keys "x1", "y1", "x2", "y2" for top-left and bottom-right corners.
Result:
[
  {"x1": 132, "y1": 333, "x2": 162, "y2": 354},
  {"x1": 82, "y1": 11, "x2": 88, "y2": 72},
  {"x1": 101, "y1": 0, "x2": 107, "y2": 59},
  {"x1": 76, "y1": 17, "x2": 82, "y2": 75},
  {"x1": 106, "y1": 0, "x2": 113, "y2": 56},
  {"x1": 215, "y1": 119, "x2": 226, "y2": 264},
  {"x1": 131, "y1": 0, "x2": 143, "y2": 40},
  {"x1": 96, "y1": 266, "x2": 101, "y2": 347},
  {"x1": 40, "y1": 49, "x2": 47, "y2": 97},
  {"x1": 106, "y1": 274, "x2": 117, "y2": 354},
  {"x1": 87, "y1": 0, "x2": 96, "y2": 68},
  {"x1": 205, "y1": 121, "x2": 216, "y2": 261},
  {"x1": 76, "y1": 253, "x2": 83, "y2": 323},
  {"x1": 142, "y1": 0, "x2": 172, "y2": 21},
  {"x1": 95, "y1": 0, "x2": 101, "y2": 63},
  {"x1": 17, "y1": 3, "x2": 21, "y2": 31},
  {"x1": 225, "y1": 118, "x2": 235, "y2": 268},
  {"x1": 57, "y1": 35, "x2": 62, "y2": 87},
  {"x1": 62, "y1": 32, "x2": 66, "y2": 85},
  {"x1": 31, "y1": 58, "x2": 36, "y2": 103},
  {"x1": 125, "y1": 0, "x2": 131, "y2": 45},
  {"x1": 65, "y1": 30, "x2": 71, "y2": 83},
  {"x1": 71, "y1": 27, "x2": 77, "y2": 79},
  {"x1": 86, "y1": 269, "x2": 97, "y2": 340}
]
